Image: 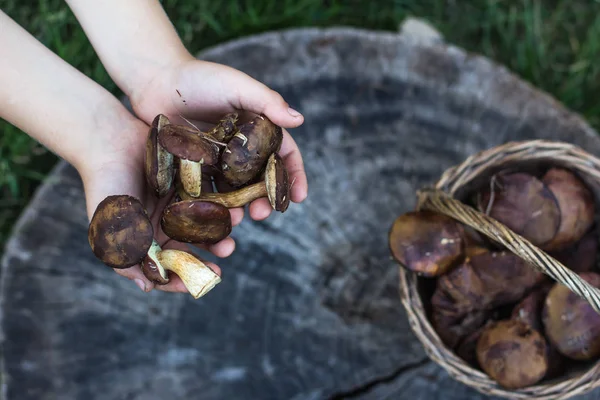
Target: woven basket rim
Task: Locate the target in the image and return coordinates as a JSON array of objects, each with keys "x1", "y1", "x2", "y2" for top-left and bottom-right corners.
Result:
[{"x1": 399, "y1": 139, "x2": 600, "y2": 399}]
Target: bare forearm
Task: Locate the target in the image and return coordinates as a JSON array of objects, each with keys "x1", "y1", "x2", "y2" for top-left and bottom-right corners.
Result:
[
  {"x1": 0, "y1": 11, "x2": 138, "y2": 174},
  {"x1": 65, "y1": 0, "x2": 192, "y2": 97}
]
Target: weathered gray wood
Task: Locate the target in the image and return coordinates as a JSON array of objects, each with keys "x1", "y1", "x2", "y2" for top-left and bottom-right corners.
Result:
[{"x1": 3, "y1": 26, "x2": 600, "y2": 399}]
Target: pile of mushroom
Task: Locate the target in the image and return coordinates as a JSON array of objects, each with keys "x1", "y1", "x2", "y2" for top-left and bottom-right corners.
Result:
[
  {"x1": 389, "y1": 166, "x2": 600, "y2": 389},
  {"x1": 87, "y1": 113, "x2": 291, "y2": 298}
]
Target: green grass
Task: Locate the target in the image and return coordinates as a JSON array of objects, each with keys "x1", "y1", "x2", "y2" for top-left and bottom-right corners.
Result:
[{"x1": 2, "y1": 0, "x2": 600, "y2": 254}]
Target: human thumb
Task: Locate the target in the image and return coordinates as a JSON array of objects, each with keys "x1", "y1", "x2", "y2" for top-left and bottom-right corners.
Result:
[{"x1": 222, "y1": 66, "x2": 304, "y2": 128}]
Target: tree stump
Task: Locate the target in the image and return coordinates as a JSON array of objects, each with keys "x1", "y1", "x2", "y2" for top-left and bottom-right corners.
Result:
[{"x1": 3, "y1": 25, "x2": 600, "y2": 400}]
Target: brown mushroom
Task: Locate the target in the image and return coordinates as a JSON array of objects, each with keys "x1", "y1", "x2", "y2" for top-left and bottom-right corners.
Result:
[
  {"x1": 476, "y1": 319, "x2": 548, "y2": 389},
  {"x1": 477, "y1": 172, "x2": 561, "y2": 247},
  {"x1": 161, "y1": 200, "x2": 232, "y2": 244},
  {"x1": 144, "y1": 114, "x2": 174, "y2": 198},
  {"x1": 206, "y1": 112, "x2": 239, "y2": 143},
  {"x1": 541, "y1": 167, "x2": 595, "y2": 251},
  {"x1": 88, "y1": 195, "x2": 154, "y2": 269},
  {"x1": 542, "y1": 272, "x2": 600, "y2": 360},
  {"x1": 388, "y1": 210, "x2": 465, "y2": 277},
  {"x1": 141, "y1": 240, "x2": 221, "y2": 298},
  {"x1": 179, "y1": 153, "x2": 290, "y2": 212},
  {"x1": 158, "y1": 124, "x2": 220, "y2": 197},
  {"x1": 221, "y1": 114, "x2": 283, "y2": 187},
  {"x1": 141, "y1": 240, "x2": 170, "y2": 285}
]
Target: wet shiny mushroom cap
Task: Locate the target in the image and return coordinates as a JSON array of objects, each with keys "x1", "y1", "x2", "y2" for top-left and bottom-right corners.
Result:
[
  {"x1": 265, "y1": 152, "x2": 290, "y2": 212},
  {"x1": 388, "y1": 210, "x2": 465, "y2": 277},
  {"x1": 161, "y1": 200, "x2": 232, "y2": 244},
  {"x1": 144, "y1": 114, "x2": 174, "y2": 198},
  {"x1": 88, "y1": 195, "x2": 154, "y2": 269},
  {"x1": 158, "y1": 124, "x2": 220, "y2": 165}
]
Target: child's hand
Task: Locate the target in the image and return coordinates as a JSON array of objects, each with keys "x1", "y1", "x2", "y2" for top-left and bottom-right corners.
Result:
[
  {"x1": 80, "y1": 117, "x2": 241, "y2": 295},
  {"x1": 1, "y1": 2, "x2": 309, "y2": 297},
  {"x1": 128, "y1": 58, "x2": 308, "y2": 223}
]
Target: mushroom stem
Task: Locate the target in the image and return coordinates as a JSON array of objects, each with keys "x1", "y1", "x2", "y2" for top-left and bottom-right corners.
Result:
[
  {"x1": 157, "y1": 249, "x2": 221, "y2": 298},
  {"x1": 195, "y1": 182, "x2": 268, "y2": 208},
  {"x1": 179, "y1": 159, "x2": 202, "y2": 197},
  {"x1": 142, "y1": 241, "x2": 221, "y2": 298},
  {"x1": 179, "y1": 152, "x2": 290, "y2": 212}
]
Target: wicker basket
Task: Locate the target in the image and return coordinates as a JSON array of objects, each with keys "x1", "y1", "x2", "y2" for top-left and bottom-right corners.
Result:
[{"x1": 399, "y1": 140, "x2": 600, "y2": 399}]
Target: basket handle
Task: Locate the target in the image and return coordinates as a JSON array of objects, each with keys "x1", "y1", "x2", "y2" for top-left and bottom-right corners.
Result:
[{"x1": 416, "y1": 186, "x2": 600, "y2": 314}]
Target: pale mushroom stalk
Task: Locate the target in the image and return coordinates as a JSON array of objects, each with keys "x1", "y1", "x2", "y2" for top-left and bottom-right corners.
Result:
[
  {"x1": 158, "y1": 123, "x2": 219, "y2": 199},
  {"x1": 184, "y1": 181, "x2": 268, "y2": 208},
  {"x1": 158, "y1": 249, "x2": 221, "y2": 299},
  {"x1": 142, "y1": 240, "x2": 221, "y2": 299},
  {"x1": 179, "y1": 159, "x2": 202, "y2": 197},
  {"x1": 180, "y1": 152, "x2": 290, "y2": 212}
]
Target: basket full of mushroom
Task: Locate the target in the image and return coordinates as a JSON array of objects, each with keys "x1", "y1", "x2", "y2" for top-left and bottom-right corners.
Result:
[
  {"x1": 87, "y1": 113, "x2": 291, "y2": 299},
  {"x1": 392, "y1": 140, "x2": 600, "y2": 399}
]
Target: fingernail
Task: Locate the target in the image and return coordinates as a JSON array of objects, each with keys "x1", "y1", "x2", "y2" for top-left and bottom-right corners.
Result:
[
  {"x1": 287, "y1": 107, "x2": 302, "y2": 118},
  {"x1": 134, "y1": 278, "x2": 146, "y2": 292}
]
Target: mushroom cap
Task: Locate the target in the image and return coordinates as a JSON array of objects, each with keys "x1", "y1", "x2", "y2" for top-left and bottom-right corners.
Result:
[
  {"x1": 161, "y1": 200, "x2": 232, "y2": 244},
  {"x1": 477, "y1": 172, "x2": 560, "y2": 247},
  {"x1": 158, "y1": 124, "x2": 220, "y2": 165},
  {"x1": 542, "y1": 272, "x2": 600, "y2": 360},
  {"x1": 388, "y1": 210, "x2": 464, "y2": 277},
  {"x1": 265, "y1": 152, "x2": 290, "y2": 212},
  {"x1": 88, "y1": 195, "x2": 154, "y2": 269},
  {"x1": 141, "y1": 240, "x2": 169, "y2": 285},
  {"x1": 144, "y1": 114, "x2": 174, "y2": 198},
  {"x1": 221, "y1": 114, "x2": 283, "y2": 187},
  {"x1": 541, "y1": 167, "x2": 595, "y2": 251},
  {"x1": 476, "y1": 319, "x2": 548, "y2": 389}
]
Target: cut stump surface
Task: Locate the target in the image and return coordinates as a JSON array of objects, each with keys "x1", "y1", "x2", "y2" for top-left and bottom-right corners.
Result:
[{"x1": 3, "y1": 27, "x2": 600, "y2": 400}]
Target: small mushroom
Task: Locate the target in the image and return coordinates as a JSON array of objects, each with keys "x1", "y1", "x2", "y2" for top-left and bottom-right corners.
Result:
[
  {"x1": 221, "y1": 114, "x2": 283, "y2": 187},
  {"x1": 141, "y1": 241, "x2": 221, "y2": 298},
  {"x1": 179, "y1": 153, "x2": 290, "y2": 212},
  {"x1": 476, "y1": 319, "x2": 548, "y2": 389},
  {"x1": 206, "y1": 112, "x2": 239, "y2": 143},
  {"x1": 88, "y1": 195, "x2": 154, "y2": 269},
  {"x1": 144, "y1": 114, "x2": 174, "y2": 198},
  {"x1": 158, "y1": 124, "x2": 220, "y2": 197},
  {"x1": 542, "y1": 271, "x2": 600, "y2": 360},
  {"x1": 161, "y1": 200, "x2": 232, "y2": 244},
  {"x1": 541, "y1": 167, "x2": 595, "y2": 251},
  {"x1": 388, "y1": 210, "x2": 465, "y2": 277},
  {"x1": 141, "y1": 240, "x2": 169, "y2": 285}
]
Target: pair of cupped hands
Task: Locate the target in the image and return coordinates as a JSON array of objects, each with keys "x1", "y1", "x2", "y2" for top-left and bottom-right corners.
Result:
[{"x1": 88, "y1": 57, "x2": 307, "y2": 295}]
